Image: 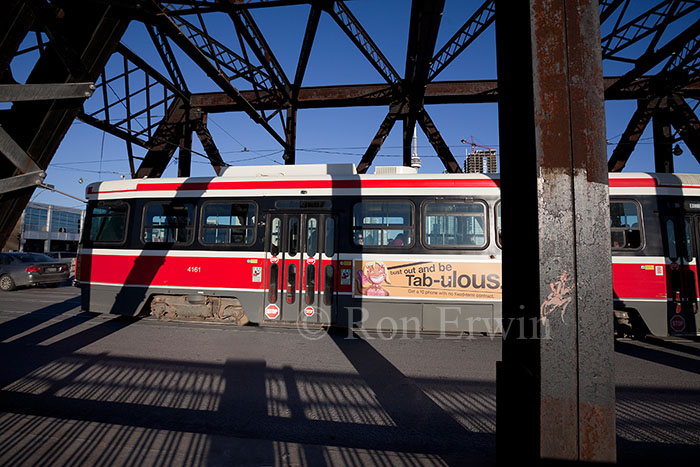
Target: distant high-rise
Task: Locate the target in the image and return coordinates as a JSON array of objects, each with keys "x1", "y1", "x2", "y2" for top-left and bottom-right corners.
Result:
[{"x1": 465, "y1": 149, "x2": 498, "y2": 173}]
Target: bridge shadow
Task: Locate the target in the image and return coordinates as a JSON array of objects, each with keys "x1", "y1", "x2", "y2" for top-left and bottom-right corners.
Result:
[
  {"x1": 0, "y1": 302, "x2": 498, "y2": 466},
  {"x1": 2, "y1": 302, "x2": 696, "y2": 465},
  {"x1": 614, "y1": 340, "x2": 700, "y2": 375}
]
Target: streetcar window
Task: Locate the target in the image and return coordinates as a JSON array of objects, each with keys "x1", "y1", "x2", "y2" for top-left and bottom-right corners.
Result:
[
  {"x1": 305, "y1": 264, "x2": 316, "y2": 304},
  {"x1": 270, "y1": 217, "x2": 282, "y2": 256},
  {"x1": 306, "y1": 217, "x2": 318, "y2": 256},
  {"x1": 324, "y1": 264, "x2": 334, "y2": 306},
  {"x1": 424, "y1": 201, "x2": 487, "y2": 248},
  {"x1": 610, "y1": 201, "x2": 642, "y2": 250},
  {"x1": 684, "y1": 218, "x2": 693, "y2": 262},
  {"x1": 288, "y1": 217, "x2": 300, "y2": 255},
  {"x1": 86, "y1": 201, "x2": 128, "y2": 244},
  {"x1": 325, "y1": 217, "x2": 335, "y2": 257},
  {"x1": 352, "y1": 201, "x2": 413, "y2": 247},
  {"x1": 666, "y1": 219, "x2": 677, "y2": 258},
  {"x1": 495, "y1": 202, "x2": 502, "y2": 248},
  {"x1": 142, "y1": 202, "x2": 195, "y2": 244},
  {"x1": 201, "y1": 202, "x2": 256, "y2": 246}
]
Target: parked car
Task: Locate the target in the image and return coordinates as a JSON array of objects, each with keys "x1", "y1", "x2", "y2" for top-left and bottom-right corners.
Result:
[
  {"x1": 47, "y1": 251, "x2": 77, "y2": 277},
  {"x1": 0, "y1": 252, "x2": 70, "y2": 291}
]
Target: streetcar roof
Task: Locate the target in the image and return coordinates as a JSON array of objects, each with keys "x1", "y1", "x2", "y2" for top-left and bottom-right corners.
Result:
[{"x1": 84, "y1": 164, "x2": 700, "y2": 200}]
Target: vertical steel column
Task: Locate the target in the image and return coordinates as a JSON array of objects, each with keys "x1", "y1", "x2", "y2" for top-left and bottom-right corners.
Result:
[
  {"x1": 495, "y1": 0, "x2": 616, "y2": 463},
  {"x1": 653, "y1": 97, "x2": 674, "y2": 173},
  {"x1": 284, "y1": 107, "x2": 296, "y2": 165}
]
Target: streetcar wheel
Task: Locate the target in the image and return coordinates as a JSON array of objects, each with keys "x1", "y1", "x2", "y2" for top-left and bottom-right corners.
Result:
[{"x1": 0, "y1": 275, "x2": 16, "y2": 291}]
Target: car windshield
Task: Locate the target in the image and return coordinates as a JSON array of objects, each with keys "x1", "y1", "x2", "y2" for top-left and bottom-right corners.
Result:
[{"x1": 13, "y1": 253, "x2": 55, "y2": 263}]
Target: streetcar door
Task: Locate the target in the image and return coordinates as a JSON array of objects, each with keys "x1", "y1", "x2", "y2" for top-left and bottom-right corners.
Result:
[
  {"x1": 263, "y1": 213, "x2": 338, "y2": 324},
  {"x1": 263, "y1": 213, "x2": 302, "y2": 322},
  {"x1": 300, "y1": 214, "x2": 338, "y2": 325},
  {"x1": 663, "y1": 215, "x2": 699, "y2": 335}
]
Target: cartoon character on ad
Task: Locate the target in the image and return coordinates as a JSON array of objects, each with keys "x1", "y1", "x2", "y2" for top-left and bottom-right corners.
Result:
[{"x1": 356, "y1": 261, "x2": 391, "y2": 296}]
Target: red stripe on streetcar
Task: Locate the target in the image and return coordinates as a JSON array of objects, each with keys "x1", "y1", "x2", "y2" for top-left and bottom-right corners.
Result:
[
  {"x1": 609, "y1": 178, "x2": 700, "y2": 190},
  {"x1": 90, "y1": 178, "x2": 501, "y2": 194},
  {"x1": 612, "y1": 263, "x2": 667, "y2": 300},
  {"x1": 79, "y1": 254, "x2": 264, "y2": 289}
]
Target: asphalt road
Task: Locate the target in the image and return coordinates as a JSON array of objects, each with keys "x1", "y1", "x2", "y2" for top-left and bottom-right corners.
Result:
[{"x1": 0, "y1": 284, "x2": 698, "y2": 466}]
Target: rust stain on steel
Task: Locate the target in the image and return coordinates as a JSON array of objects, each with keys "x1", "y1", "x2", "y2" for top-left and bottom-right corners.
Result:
[
  {"x1": 531, "y1": 0, "x2": 572, "y2": 171},
  {"x1": 541, "y1": 396, "x2": 578, "y2": 460},
  {"x1": 579, "y1": 402, "x2": 616, "y2": 462},
  {"x1": 564, "y1": 0, "x2": 607, "y2": 183},
  {"x1": 530, "y1": 0, "x2": 607, "y2": 182}
]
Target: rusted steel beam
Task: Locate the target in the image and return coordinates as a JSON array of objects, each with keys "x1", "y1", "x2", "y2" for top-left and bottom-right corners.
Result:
[
  {"x1": 116, "y1": 43, "x2": 189, "y2": 102},
  {"x1": 417, "y1": 109, "x2": 461, "y2": 173},
  {"x1": 356, "y1": 103, "x2": 403, "y2": 174},
  {"x1": 178, "y1": 113, "x2": 193, "y2": 177},
  {"x1": 0, "y1": 0, "x2": 35, "y2": 81},
  {"x1": 292, "y1": 6, "x2": 321, "y2": 102},
  {"x1": 404, "y1": 0, "x2": 445, "y2": 165},
  {"x1": 136, "y1": 97, "x2": 187, "y2": 178},
  {"x1": 0, "y1": 2, "x2": 128, "y2": 248},
  {"x1": 227, "y1": 6, "x2": 292, "y2": 101},
  {"x1": 194, "y1": 114, "x2": 225, "y2": 174},
  {"x1": 0, "y1": 82, "x2": 95, "y2": 102},
  {"x1": 148, "y1": 1, "x2": 289, "y2": 149},
  {"x1": 608, "y1": 98, "x2": 657, "y2": 172},
  {"x1": 146, "y1": 25, "x2": 189, "y2": 95},
  {"x1": 284, "y1": 107, "x2": 297, "y2": 165},
  {"x1": 190, "y1": 81, "x2": 499, "y2": 111},
  {"x1": 0, "y1": 127, "x2": 41, "y2": 174},
  {"x1": 189, "y1": 77, "x2": 695, "y2": 112},
  {"x1": 496, "y1": 0, "x2": 615, "y2": 463}
]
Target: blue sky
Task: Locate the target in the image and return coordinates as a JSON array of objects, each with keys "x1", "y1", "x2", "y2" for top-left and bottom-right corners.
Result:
[{"x1": 11, "y1": 0, "x2": 698, "y2": 208}]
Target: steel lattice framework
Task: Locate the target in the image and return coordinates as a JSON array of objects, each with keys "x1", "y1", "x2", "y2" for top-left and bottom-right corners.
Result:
[{"x1": 0, "y1": 0, "x2": 699, "y2": 246}]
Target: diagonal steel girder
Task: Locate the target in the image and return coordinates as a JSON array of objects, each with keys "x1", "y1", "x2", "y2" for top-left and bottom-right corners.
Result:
[
  {"x1": 404, "y1": 0, "x2": 446, "y2": 167},
  {"x1": 326, "y1": 1, "x2": 401, "y2": 85},
  {"x1": 601, "y1": 0, "x2": 700, "y2": 60},
  {"x1": 605, "y1": 18, "x2": 700, "y2": 97},
  {"x1": 292, "y1": 5, "x2": 322, "y2": 102},
  {"x1": 226, "y1": 5, "x2": 292, "y2": 101},
  {"x1": 147, "y1": 1, "x2": 289, "y2": 149},
  {"x1": 608, "y1": 97, "x2": 659, "y2": 171},
  {"x1": 0, "y1": 2, "x2": 129, "y2": 248},
  {"x1": 195, "y1": 113, "x2": 225, "y2": 174},
  {"x1": 428, "y1": 0, "x2": 495, "y2": 82},
  {"x1": 147, "y1": 24, "x2": 189, "y2": 95},
  {"x1": 598, "y1": 0, "x2": 627, "y2": 25},
  {"x1": 162, "y1": 4, "x2": 286, "y2": 108},
  {"x1": 135, "y1": 97, "x2": 188, "y2": 178},
  {"x1": 418, "y1": 108, "x2": 462, "y2": 173},
  {"x1": 356, "y1": 102, "x2": 403, "y2": 174},
  {"x1": 0, "y1": 0, "x2": 35, "y2": 83}
]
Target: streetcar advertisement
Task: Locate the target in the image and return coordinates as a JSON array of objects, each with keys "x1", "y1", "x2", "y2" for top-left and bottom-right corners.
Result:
[{"x1": 354, "y1": 260, "x2": 502, "y2": 300}]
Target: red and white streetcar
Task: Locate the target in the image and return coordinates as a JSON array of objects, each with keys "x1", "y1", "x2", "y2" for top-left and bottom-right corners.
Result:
[{"x1": 76, "y1": 164, "x2": 700, "y2": 336}]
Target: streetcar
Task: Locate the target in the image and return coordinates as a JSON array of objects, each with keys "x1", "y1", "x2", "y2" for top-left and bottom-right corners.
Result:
[{"x1": 75, "y1": 164, "x2": 700, "y2": 337}]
